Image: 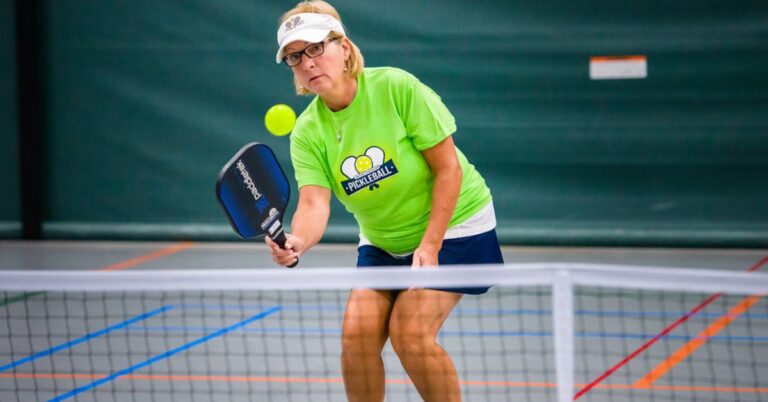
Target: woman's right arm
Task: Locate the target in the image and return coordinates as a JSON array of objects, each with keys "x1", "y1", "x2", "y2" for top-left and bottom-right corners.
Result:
[{"x1": 266, "y1": 185, "x2": 331, "y2": 266}]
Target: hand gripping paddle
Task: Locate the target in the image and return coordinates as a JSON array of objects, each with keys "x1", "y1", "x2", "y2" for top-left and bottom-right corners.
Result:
[{"x1": 216, "y1": 142, "x2": 298, "y2": 267}]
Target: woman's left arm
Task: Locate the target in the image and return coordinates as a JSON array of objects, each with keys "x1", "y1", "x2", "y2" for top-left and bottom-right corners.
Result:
[{"x1": 412, "y1": 135, "x2": 462, "y2": 268}]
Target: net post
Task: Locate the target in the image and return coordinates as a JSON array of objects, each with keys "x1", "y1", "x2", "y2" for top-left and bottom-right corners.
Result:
[{"x1": 552, "y1": 268, "x2": 575, "y2": 402}]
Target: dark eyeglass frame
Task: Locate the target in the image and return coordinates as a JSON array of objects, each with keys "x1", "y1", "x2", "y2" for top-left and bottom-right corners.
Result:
[{"x1": 282, "y1": 38, "x2": 339, "y2": 67}]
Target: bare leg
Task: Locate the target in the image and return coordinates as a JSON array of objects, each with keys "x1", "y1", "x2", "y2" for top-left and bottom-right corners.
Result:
[
  {"x1": 389, "y1": 289, "x2": 464, "y2": 402},
  {"x1": 341, "y1": 289, "x2": 396, "y2": 402}
]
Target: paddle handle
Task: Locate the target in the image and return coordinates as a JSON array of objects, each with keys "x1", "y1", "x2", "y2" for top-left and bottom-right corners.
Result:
[{"x1": 272, "y1": 230, "x2": 299, "y2": 268}]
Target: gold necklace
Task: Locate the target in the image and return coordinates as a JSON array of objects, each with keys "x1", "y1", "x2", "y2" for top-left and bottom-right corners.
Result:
[
  {"x1": 325, "y1": 80, "x2": 357, "y2": 143},
  {"x1": 326, "y1": 105, "x2": 342, "y2": 142}
]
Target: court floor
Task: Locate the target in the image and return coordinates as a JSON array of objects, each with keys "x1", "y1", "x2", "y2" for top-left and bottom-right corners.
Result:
[
  {"x1": 1, "y1": 241, "x2": 767, "y2": 401},
  {"x1": 1, "y1": 240, "x2": 766, "y2": 271}
]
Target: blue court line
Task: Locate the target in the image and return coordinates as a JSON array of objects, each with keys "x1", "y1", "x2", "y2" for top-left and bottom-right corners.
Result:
[
  {"x1": 123, "y1": 325, "x2": 768, "y2": 343},
  {"x1": 0, "y1": 306, "x2": 173, "y2": 373},
  {"x1": 447, "y1": 330, "x2": 768, "y2": 343},
  {"x1": 177, "y1": 304, "x2": 768, "y2": 320},
  {"x1": 576, "y1": 309, "x2": 768, "y2": 319},
  {"x1": 575, "y1": 332, "x2": 768, "y2": 342},
  {"x1": 49, "y1": 306, "x2": 282, "y2": 402},
  {"x1": 179, "y1": 303, "x2": 344, "y2": 313},
  {"x1": 129, "y1": 325, "x2": 340, "y2": 335}
]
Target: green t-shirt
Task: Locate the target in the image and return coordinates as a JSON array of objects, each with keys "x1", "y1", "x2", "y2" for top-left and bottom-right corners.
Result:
[{"x1": 290, "y1": 67, "x2": 491, "y2": 254}]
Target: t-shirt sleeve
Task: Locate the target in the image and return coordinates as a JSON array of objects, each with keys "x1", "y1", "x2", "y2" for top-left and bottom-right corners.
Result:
[
  {"x1": 397, "y1": 72, "x2": 457, "y2": 150},
  {"x1": 290, "y1": 129, "x2": 332, "y2": 190}
]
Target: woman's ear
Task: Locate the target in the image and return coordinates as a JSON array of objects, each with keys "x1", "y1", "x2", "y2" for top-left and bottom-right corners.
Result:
[{"x1": 341, "y1": 37, "x2": 352, "y2": 62}]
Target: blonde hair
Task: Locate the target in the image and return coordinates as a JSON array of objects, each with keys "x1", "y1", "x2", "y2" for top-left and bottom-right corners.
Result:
[{"x1": 279, "y1": 1, "x2": 364, "y2": 95}]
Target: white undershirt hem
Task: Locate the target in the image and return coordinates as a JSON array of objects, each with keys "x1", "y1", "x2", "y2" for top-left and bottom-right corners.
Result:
[{"x1": 358, "y1": 201, "x2": 497, "y2": 257}]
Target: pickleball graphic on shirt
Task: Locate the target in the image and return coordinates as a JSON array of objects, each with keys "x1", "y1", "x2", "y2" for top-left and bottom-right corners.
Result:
[{"x1": 340, "y1": 146, "x2": 399, "y2": 195}]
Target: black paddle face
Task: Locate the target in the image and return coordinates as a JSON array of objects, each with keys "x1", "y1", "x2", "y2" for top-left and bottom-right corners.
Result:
[{"x1": 216, "y1": 143, "x2": 290, "y2": 240}]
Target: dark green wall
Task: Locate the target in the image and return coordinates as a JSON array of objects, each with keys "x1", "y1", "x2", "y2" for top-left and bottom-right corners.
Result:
[
  {"x1": 24, "y1": 1, "x2": 768, "y2": 245},
  {"x1": 0, "y1": 0, "x2": 20, "y2": 237}
]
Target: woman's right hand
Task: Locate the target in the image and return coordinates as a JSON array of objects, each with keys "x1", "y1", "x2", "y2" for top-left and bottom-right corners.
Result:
[
  {"x1": 265, "y1": 234, "x2": 303, "y2": 267},
  {"x1": 265, "y1": 185, "x2": 331, "y2": 267}
]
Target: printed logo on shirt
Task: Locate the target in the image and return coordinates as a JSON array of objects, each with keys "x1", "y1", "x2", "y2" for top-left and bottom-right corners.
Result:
[{"x1": 339, "y1": 146, "x2": 398, "y2": 195}]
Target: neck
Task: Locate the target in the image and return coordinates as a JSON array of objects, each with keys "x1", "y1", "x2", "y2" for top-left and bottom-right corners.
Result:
[{"x1": 321, "y1": 76, "x2": 357, "y2": 112}]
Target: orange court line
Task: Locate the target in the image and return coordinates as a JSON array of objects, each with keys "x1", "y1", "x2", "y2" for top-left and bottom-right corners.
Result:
[
  {"x1": 583, "y1": 382, "x2": 768, "y2": 394},
  {"x1": 574, "y1": 254, "x2": 768, "y2": 399},
  {"x1": 590, "y1": 55, "x2": 646, "y2": 62},
  {"x1": 2, "y1": 372, "x2": 768, "y2": 394},
  {"x1": 98, "y1": 242, "x2": 195, "y2": 272},
  {"x1": 634, "y1": 294, "x2": 763, "y2": 388}
]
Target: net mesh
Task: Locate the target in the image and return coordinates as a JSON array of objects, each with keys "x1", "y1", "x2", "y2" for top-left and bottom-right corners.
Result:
[
  {"x1": 574, "y1": 288, "x2": 768, "y2": 402},
  {"x1": 1, "y1": 265, "x2": 766, "y2": 402}
]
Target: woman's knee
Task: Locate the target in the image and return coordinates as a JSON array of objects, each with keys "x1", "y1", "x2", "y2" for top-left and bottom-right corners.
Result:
[
  {"x1": 342, "y1": 318, "x2": 387, "y2": 356},
  {"x1": 342, "y1": 289, "x2": 393, "y2": 357},
  {"x1": 389, "y1": 323, "x2": 434, "y2": 360}
]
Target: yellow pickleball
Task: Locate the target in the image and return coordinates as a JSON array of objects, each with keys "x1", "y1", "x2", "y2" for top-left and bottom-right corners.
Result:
[
  {"x1": 355, "y1": 155, "x2": 373, "y2": 173},
  {"x1": 264, "y1": 104, "x2": 296, "y2": 136}
]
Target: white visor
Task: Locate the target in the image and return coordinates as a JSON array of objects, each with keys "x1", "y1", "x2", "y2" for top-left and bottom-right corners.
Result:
[{"x1": 276, "y1": 13, "x2": 346, "y2": 64}]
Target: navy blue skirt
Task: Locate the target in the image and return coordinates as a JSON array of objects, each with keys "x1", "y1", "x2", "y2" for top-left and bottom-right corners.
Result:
[{"x1": 356, "y1": 229, "x2": 504, "y2": 295}]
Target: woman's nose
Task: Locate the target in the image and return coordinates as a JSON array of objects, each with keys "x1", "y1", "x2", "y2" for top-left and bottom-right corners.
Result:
[{"x1": 298, "y1": 54, "x2": 316, "y2": 69}]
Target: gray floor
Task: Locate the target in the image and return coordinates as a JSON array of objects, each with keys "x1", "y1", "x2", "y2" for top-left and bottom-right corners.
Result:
[
  {"x1": 1, "y1": 241, "x2": 767, "y2": 402},
  {"x1": 1, "y1": 240, "x2": 766, "y2": 271}
]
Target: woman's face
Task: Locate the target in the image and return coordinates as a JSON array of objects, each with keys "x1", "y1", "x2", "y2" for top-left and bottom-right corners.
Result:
[{"x1": 284, "y1": 38, "x2": 349, "y2": 95}]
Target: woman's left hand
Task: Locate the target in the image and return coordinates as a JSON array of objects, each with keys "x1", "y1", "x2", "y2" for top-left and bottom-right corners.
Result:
[{"x1": 411, "y1": 244, "x2": 439, "y2": 269}]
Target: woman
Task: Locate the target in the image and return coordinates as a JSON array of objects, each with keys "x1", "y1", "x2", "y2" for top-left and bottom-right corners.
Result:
[{"x1": 266, "y1": 1, "x2": 504, "y2": 401}]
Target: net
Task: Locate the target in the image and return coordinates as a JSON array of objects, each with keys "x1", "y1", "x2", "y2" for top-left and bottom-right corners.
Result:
[{"x1": 1, "y1": 264, "x2": 767, "y2": 402}]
